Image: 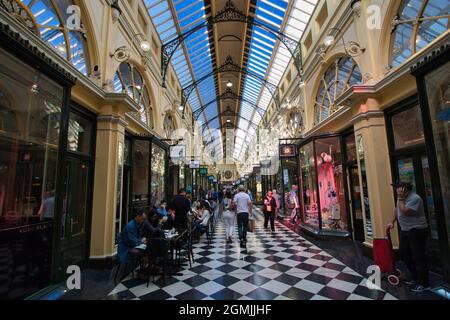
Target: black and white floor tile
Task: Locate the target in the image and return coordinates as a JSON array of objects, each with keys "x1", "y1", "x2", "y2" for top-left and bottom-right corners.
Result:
[{"x1": 106, "y1": 210, "x2": 397, "y2": 300}]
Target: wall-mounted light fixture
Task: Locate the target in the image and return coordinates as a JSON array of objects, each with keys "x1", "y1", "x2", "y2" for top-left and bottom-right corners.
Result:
[
  {"x1": 132, "y1": 33, "x2": 151, "y2": 53},
  {"x1": 226, "y1": 81, "x2": 233, "y2": 88},
  {"x1": 318, "y1": 27, "x2": 365, "y2": 59},
  {"x1": 111, "y1": 0, "x2": 122, "y2": 24}
]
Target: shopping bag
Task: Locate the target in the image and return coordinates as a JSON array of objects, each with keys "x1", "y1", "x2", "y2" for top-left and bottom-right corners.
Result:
[{"x1": 248, "y1": 218, "x2": 255, "y2": 233}]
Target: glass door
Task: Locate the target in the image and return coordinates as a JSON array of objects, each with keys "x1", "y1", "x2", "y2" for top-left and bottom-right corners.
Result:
[
  {"x1": 348, "y1": 165, "x2": 365, "y2": 241},
  {"x1": 394, "y1": 154, "x2": 441, "y2": 274},
  {"x1": 57, "y1": 157, "x2": 92, "y2": 278}
]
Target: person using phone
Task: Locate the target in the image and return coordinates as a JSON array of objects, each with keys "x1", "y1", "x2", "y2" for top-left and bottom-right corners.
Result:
[{"x1": 388, "y1": 181, "x2": 430, "y2": 292}]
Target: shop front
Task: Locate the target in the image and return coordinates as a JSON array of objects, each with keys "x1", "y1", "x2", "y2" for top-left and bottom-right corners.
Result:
[
  {"x1": 117, "y1": 135, "x2": 169, "y2": 237},
  {"x1": 0, "y1": 30, "x2": 96, "y2": 297},
  {"x1": 297, "y1": 134, "x2": 350, "y2": 238},
  {"x1": 279, "y1": 143, "x2": 300, "y2": 219},
  {"x1": 408, "y1": 44, "x2": 450, "y2": 283}
]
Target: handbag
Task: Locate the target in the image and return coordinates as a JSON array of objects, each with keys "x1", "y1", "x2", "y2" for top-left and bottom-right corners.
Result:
[{"x1": 248, "y1": 217, "x2": 255, "y2": 233}]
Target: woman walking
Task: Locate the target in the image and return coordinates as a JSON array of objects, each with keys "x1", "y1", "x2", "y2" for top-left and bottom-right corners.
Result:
[
  {"x1": 222, "y1": 190, "x2": 235, "y2": 243},
  {"x1": 263, "y1": 190, "x2": 277, "y2": 234}
]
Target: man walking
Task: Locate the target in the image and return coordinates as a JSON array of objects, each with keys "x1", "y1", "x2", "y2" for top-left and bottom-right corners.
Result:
[
  {"x1": 233, "y1": 185, "x2": 252, "y2": 247},
  {"x1": 388, "y1": 182, "x2": 430, "y2": 292}
]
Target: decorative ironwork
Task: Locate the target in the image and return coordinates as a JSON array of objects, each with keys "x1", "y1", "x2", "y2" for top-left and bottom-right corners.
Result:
[
  {"x1": 1, "y1": 0, "x2": 37, "y2": 34},
  {"x1": 182, "y1": 55, "x2": 280, "y2": 114},
  {"x1": 201, "y1": 112, "x2": 258, "y2": 132},
  {"x1": 161, "y1": 0, "x2": 303, "y2": 91},
  {"x1": 192, "y1": 88, "x2": 265, "y2": 120}
]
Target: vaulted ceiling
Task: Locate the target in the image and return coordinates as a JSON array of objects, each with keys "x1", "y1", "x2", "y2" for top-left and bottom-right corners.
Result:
[{"x1": 145, "y1": 0, "x2": 318, "y2": 163}]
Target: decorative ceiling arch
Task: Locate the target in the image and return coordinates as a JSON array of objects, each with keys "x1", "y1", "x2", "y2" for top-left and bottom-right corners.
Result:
[{"x1": 181, "y1": 55, "x2": 280, "y2": 116}]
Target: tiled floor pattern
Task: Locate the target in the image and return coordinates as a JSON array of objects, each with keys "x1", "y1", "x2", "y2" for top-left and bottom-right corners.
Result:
[{"x1": 106, "y1": 211, "x2": 396, "y2": 300}]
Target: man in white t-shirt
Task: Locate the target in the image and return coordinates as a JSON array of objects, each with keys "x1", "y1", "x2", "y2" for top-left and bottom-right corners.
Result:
[{"x1": 233, "y1": 185, "x2": 252, "y2": 247}]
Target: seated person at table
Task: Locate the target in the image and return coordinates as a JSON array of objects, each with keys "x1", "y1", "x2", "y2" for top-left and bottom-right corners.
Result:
[
  {"x1": 142, "y1": 208, "x2": 166, "y2": 239},
  {"x1": 157, "y1": 200, "x2": 169, "y2": 222},
  {"x1": 193, "y1": 201, "x2": 211, "y2": 236},
  {"x1": 117, "y1": 210, "x2": 147, "y2": 263}
]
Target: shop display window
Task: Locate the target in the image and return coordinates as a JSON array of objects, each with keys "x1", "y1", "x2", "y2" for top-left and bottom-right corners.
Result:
[
  {"x1": 151, "y1": 144, "x2": 167, "y2": 206},
  {"x1": 424, "y1": 60, "x2": 450, "y2": 248},
  {"x1": 132, "y1": 140, "x2": 150, "y2": 213},
  {"x1": 0, "y1": 48, "x2": 64, "y2": 298},
  {"x1": 391, "y1": 104, "x2": 425, "y2": 149},
  {"x1": 0, "y1": 48, "x2": 62, "y2": 229},
  {"x1": 298, "y1": 136, "x2": 349, "y2": 233},
  {"x1": 299, "y1": 142, "x2": 318, "y2": 227}
]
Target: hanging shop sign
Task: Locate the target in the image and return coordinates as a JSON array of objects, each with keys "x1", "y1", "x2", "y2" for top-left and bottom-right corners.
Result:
[
  {"x1": 199, "y1": 167, "x2": 208, "y2": 176},
  {"x1": 279, "y1": 144, "x2": 297, "y2": 158},
  {"x1": 189, "y1": 160, "x2": 200, "y2": 169},
  {"x1": 170, "y1": 145, "x2": 186, "y2": 159}
]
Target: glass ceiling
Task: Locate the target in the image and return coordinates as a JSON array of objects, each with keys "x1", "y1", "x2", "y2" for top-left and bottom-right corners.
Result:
[
  {"x1": 235, "y1": 0, "x2": 318, "y2": 160},
  {"x1": 145, "y1": 0, "x2": 223, "y2": 161},
  {"x1": 146, "y1": 0, "x2": 318, "y2": 162}
]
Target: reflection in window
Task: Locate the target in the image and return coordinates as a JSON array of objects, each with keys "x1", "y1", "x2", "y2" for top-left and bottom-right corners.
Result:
[
  {"x1": 391, "y1": 104, "x2": 425, "y2": 149},
  {"x1": 151, "y1": 144, "x2": 166, "y2": 206},
  {"x1": 0, "y1": 47, "x2": 63, "y2": 229},
  {"x1": 424, "y1": 60, "x2": 450, "y2": 246},
  {"x1": 391, "y1": 0, "x2": 450, "y2": 67},
  {"x1": 0, "y1": 0, "x2": 90, "y2": 75},
  {"x1": 67, "y1": 112, "x2": 93, "y2": 154},
  {"x1": 314, "y1": 56, "x2": 362, "y2": 125},
  {"x1": 114, "y1": 63, "x2": 153, "y2": 127}
]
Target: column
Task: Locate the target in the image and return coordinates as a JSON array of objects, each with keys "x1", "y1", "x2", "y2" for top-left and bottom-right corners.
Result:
[
  {"x1": 353, "y1": 97, "x2": 398, "y2": 246},
  {"x1": 89, "y1": 112, "x2": 128, "y2": 266}
]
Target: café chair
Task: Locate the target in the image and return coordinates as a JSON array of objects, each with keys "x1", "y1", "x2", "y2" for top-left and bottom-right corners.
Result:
[{"x1": 146, "y1": 238, "x2": 170, "y2": 287}]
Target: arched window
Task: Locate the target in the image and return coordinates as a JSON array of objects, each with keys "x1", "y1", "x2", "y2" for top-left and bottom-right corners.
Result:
[
  {"x1": 114, "y1": 62, "x2": 153, "y2": 127},
  {"x1": 314, "y1": 56, "x2": 362, "y2": 125},
  {"x1": 163, "y1": 113, "x2": 175, "y2": 139},
  {"x1": 0, "y1": 0, "x2": 90, "y2": 75},
  {"x1": 391, "y1": 0, "x2": 450, "y2": 67}
]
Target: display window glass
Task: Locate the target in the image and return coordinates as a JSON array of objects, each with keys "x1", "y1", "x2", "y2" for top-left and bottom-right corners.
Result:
[
  {"x1": 0, "y1": 48, "x2": 62, "y2": 229},
  {"x1": 391, "y1": 104, "x2": 425, "y2": 149},
  {"x1": 345, "y1": 134, "x2": 357, "y2": 163},
  {"x1": 315, "y1": 137, "x2": 348, "y2": 231},
  {"x1": 151, "y1": 144, "x2": 166, "y2": 206},
  {"x1": 299, "y1": 142, "x2": 318, "y2": 227},
  {"x1": 132, "y1": 140, "x2": 150, "y2": 213},
  {"x1": 0, "y1": 47, "x2": 64, "y2": 298},
  {"x1": 67, "y1": 111, "x2": 93, "y2": 155},
  {"x1": 298, "y1": 136, "x2": 349, "y2": 233},
  {"x1": 424, "y1": 60, "x2": 450, "y2": 248}
]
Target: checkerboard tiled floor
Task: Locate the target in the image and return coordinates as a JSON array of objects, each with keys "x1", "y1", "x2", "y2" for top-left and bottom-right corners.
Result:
[{"x1": 106, "y1": 210, "x2": 397, "y2": 300}]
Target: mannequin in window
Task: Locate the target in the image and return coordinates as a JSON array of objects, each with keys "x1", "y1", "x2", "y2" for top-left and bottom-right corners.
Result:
[{"x1": 317, "y1": 152, "x2": 337, "y2": 226}]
